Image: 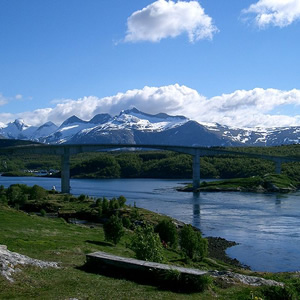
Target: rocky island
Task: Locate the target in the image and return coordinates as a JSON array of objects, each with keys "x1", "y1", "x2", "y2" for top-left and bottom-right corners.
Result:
[{"x1": 178, "y1": 174, "x2": 299, "y2": 193}]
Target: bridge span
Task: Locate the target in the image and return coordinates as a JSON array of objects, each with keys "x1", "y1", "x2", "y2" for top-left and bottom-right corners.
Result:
[{"x1": 1, "y1": 143, "x2": 299, "y2": 194}]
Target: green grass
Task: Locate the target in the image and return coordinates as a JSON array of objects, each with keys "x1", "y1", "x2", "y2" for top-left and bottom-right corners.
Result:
[
  {"x1": 181, "y1": 174, "x2": 299, "y2": 192},
  {"x1": 1, "y1": 204, "x2": 299, "y2": 299}
]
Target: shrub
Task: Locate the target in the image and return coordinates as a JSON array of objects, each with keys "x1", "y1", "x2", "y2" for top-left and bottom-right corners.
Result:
[
  {"x1": 117, "y1": 195, "x2": 126, "y2": 207},
  {"x1": 180, "y1": 225, "x2": 208, "y2": 260},
  {"x1": 30, "y1": 185, "x2": 47, "y2": 200},
  {"x1": 122, "y1": 216, "x2": 132, "y2": 229},
  {"x1": 102, "y1": 197, "x2": 109, "y2": 215},
  {"x1": 40, "y1": 209, "x2": 46, "y2": 217},
  {"x1": 157, "y1": 269, "x2": 212, "y2": 292},
  {"x1": 261, "y1": 285, "x2": 294, "y2": 300},
  {"x1": 78, "y1": 194, "x2": 86, "y2": 201},
  {"x1": 103, "y1": 215, "x2": 124, "y2": 245},
  {"x1": 155, "y1": 219, "x2": 178, "y2": 248},
  {"x1": 130, "y1": 225, "x2": 165, "y2": 263},
  {"x1": 0, "y1": 194, "x2": 7, "y2": 205}
]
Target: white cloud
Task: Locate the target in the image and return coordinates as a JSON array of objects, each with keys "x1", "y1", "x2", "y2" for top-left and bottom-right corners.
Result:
[
  {"x1": 1, "y1": 85, "x2": 300, "y2": 129},
  {"x1": 15, "y1": 94, "x2": 23, "y2": 100},
  {"x1": 124, "y1": 0, "x2": 218, "y2": 43},
  {"x1": 243, "y1": 0, "x2": 300, "y2": 28},
  {"x1": 0, "y1": 93, "x2": 8, "y2": 106}
]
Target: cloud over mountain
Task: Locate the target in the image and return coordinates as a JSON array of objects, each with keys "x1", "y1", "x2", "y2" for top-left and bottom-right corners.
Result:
[
  {"x1": 0, "y1": 85, "x2": 300, "y2": 128},
  {"x1": 124, "y1": 0, "x2": 218, "y2": 43},
  {"x1": 243, "y1": 0, "x2": 300, "y2": 28}
]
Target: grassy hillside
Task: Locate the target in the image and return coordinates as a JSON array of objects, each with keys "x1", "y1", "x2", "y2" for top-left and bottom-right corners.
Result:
[{"x1": 1, "y1": 184, "x2": 300, "y2": 299}]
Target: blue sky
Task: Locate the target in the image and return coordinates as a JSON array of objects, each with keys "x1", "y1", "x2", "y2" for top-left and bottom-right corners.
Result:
[{"x1": 0, "y1": 0, "x2": 300, "y2": 128}]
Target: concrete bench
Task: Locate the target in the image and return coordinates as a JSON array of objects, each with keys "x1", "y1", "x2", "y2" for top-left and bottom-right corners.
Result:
[{"x1": 86, "y1": 251, "x2": 207, "y2": 277}]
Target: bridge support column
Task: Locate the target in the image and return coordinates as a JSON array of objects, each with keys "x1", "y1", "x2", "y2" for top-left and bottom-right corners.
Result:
[
  {"x1": 192, "y1": 150, "x2": 200, "y2": 190},
  {"x1": 275, "y1": 160, "x2": 282, "y2": 174},
  {"x1": 61, "y1": 148, "x2": 70, "y2": 194}
]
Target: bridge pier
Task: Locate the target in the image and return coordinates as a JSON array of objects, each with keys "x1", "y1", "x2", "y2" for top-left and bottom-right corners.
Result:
[
  {"x1": 61, "y1": 148, "x2": 70, "y2": 194},
  {"x1": 192, "y1": 150, "x2": 200, "y2": 189},
  {"x1": 275, "y1": 160, "x2": 282, "y2": 174}
]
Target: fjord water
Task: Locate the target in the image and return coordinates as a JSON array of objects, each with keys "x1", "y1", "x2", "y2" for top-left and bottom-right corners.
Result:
[{"x1": 1, "y1": 177, "x2": 299, "y2": 272}]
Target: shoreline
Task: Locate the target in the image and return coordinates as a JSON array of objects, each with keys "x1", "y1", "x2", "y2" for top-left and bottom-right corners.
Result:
[{"x1": 206, "y1": 236, "x2": 250, "y2": 269}]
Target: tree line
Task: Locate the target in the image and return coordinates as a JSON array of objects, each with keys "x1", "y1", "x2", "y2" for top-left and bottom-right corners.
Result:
[{"x1": 0, "y1": 145, "x2": 299, "y2": 180}]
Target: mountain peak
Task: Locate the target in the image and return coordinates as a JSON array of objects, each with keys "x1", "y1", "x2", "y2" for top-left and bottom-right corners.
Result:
[
  {"x1": 60, "y1": 115, "x2": 86, "y2": 127},
  {"x1": 89, "y1": 113, "x2": 112, "y2": 124},
  {"x1": 121, "y1": 107, "x2": 141, "y2": 115},
  {"x1": 120, "y1": 107, "x2": 188, "y2": 121},
  {"x1": 13, "y1": 119, "x2": 29, "y2": 131}
]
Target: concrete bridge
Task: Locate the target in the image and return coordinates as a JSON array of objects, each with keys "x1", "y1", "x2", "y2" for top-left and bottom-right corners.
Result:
[{"x1": 1, "y1": 143, "x2": 299, "y2": 193}]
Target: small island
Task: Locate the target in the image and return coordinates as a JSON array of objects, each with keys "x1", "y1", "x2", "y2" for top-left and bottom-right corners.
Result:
[{"x1": 178, "y1": 174, "x2": 300, "y2": 193}]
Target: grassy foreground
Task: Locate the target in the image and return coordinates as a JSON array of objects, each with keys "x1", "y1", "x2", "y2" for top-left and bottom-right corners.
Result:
[
  {"x1": 1, "y1": 205, "x2": 300, "y2": 299},
  {"x1": 0, "y1": 187, "x2": 300, "y2": 300}
]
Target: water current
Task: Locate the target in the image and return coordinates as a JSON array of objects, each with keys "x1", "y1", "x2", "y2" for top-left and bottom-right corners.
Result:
[{"x1": 1, "y1": 176, "x2": 299, "y2": 272}]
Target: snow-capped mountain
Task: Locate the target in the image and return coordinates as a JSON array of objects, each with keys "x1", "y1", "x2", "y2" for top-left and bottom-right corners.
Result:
[
  {"x1": 0, "y1": 108, "x2": 299, "y2": 146},
  {"x1": 0, "y1": 119, "x2": 38, "y2": 140},
  {"x1": 0, "y1": 119, "x2": 58, "y2": 141}
]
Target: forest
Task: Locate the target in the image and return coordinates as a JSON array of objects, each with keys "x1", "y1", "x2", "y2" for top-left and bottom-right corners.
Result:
[{"x1": 0, "y1": 144, "x2": 299, "y2": 181}]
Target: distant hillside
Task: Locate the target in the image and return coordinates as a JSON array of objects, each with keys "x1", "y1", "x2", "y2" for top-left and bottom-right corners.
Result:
[{"x1": 0, "y1": 139, "x2": 40, "y2": 148}]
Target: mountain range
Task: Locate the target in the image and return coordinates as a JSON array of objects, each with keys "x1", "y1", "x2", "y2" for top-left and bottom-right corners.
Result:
[{"x1": 0, "y1": 108, "x2": 299, "y2": 147}]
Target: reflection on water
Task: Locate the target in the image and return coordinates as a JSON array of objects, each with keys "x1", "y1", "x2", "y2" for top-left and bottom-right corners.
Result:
[{"x1": 0, "y1": 176, "x2": 299, "y2": 272}]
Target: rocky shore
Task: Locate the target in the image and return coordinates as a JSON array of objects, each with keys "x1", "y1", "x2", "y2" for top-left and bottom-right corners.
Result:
[{"x1": 206, "y1": 237, "x2": 249, "y2": 269}]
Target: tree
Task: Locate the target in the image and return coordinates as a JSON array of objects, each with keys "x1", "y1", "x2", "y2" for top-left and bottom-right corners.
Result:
[
  {"x1": 155, "y1": 219, "x2": 178, "y2": 248},
  {"x1": 30, "y1": 185, "x2": 47, "y2": 200},
  {"x1": 180, "y1": 225, "x2": 207, "y2": 260},
  {"x1": 130, "y1": 225, "x2": 165, "y2": 263},
  {"x1": 103, "y1": 215, "x2": 124, "y2": 245}
]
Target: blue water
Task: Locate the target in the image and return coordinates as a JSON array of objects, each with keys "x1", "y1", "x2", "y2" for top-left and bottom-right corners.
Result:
[{"x1": 1, "y1": 176, "x2": 299, "y2": 272}]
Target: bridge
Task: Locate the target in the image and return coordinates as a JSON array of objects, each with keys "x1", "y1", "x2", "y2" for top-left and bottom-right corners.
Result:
[{"x1": 1, "y1": 143, "x2": 299, "y2": 194}]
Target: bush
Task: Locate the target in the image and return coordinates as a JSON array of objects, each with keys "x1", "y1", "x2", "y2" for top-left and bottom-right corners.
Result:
[
  {"x1": 180, "y1": 225, "x2": 207, "y2": 260},
  {"x1": 30, "y1": 185, "x2": 47, "y2": 200},
  {"x1": 261, "y1": 285, "x2": 294, "y2": 300},
  {"x1": 117, "y1": 195, "x2": 126, "y2": 207},
  {"x1": 155, "y1": 219, "x2": 178, "y2": 248},
  {"x1": 122, "y1": 216, "x2": 132, "y2": 229},
  {"x1": 157, "y1": 269, "x2": 212, "y2": 292},
  {"x1": 40, "y1": 209, "x2": 46, "y2": 217},
  {"x1": 78, "y1": 194, "x2": 86, "y2": 201},
  {"x1": 103, "y1": 215, "x2": 124, "y2": 245},
  {"x1": 0, "y1": 194, "x2": 8, "y2": 205},
  {"x1": 130, "y1": 225, "x2": 165, "y2": 263}
]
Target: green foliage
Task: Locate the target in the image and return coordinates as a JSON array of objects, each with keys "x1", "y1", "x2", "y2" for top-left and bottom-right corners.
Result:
[
  {"x1": 71, "y1": 154, "x2": 121, "y2": 178},
  {"x1": 116, "y1": 154, "x2": 142, "y2": 177},
  {"x1": 157, "y1": 269, "x2": 212, "y2": 293},
  {"x1": 261, "y1": 285, "x2": 294, "y2": 300},
  {"x1": 0, "y1": 194, "x2": 8, "y2": 205},
  {"x1": 1, "y1": 145, "x2": 300, "y2": 181},
  {"x1": 40, "y1": 209, "x2": 46, "y2": 217},
  {"x1": 155, "y1": 219, "x2": 178, "y2": 248},
  {"x1": 103, "y1": 215, "x2": 124, "y2": 245},
  {"x1": 30, "y1": 185, "x2": 47, "y2": 200},
  {"x1": 78, "y1": 194, "x2": 86, "y2": 201},
  {"x1": 102, "y1": 197, "x2": 109, "y2": 215},
  {"x1": 109, "y1": 197, "x2": 120, "y2": 210},
  {"x1": 130, "y1": 225, "x2": 165, "y2": 263},
  {"x1": 6, "y1": 185, "x2": 28, "y2": 208},
  {"x1": 117, "y1": 195, "x2": 126, "y2": 207},
  {"x1": 180, "y1": 225, "x2": 208, "y2": 260},
  {"x1": 122, "y1": 216, "x2": 132, "y2": 229}
]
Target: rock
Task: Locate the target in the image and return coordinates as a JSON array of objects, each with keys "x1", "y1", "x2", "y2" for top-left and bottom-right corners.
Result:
[
  {"x1": 209, "y1": 270, "x2": 284, "y2": 287},
  {"x1": 0, "y1": 245, "x2": 59, "y2": 282}
]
